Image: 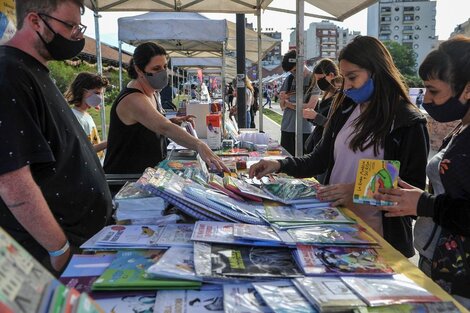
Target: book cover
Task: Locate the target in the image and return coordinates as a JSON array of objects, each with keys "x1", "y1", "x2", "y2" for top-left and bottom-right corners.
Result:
[
  {"x1": 207, "y1": 173, "x2": 245, "y2": 202},
  {"x1": 94, "y1": 292, "x2": 156, "y2": 313},
  {"x1": 0, "y1": 228, "x2": 54, "y2": 313},
  {"x1": 154, "y1": 286, "x2": 224, "y2": 313},
  {"x1": 282, "y1": 225, "x2": 379, "y2": 247},
  {"x1": 72, "y1": 293, "x2": 105, "y2": 313},
  {"x1": 149, "y1": 223, "x2": 194, "y2": 247},
  {"x1": 232, "y1": 224, "x2": 283, "y2": 243},
  {"x1": 60, "y1": 254, "x2": 116, "y2": 278},
  {"x1": 223, "y1": 176, "x2": 265, "y2": 202},
  {"x1": 353, "y1": 159, "x2": 400, "y2": 206},
  {"x1": 263, "y1": 206, "x2": 354, "y2": 224},
  {"x1": 61, "y1": 288, "x2": 80, "y2": 313},
  {"x1": 293, "y1": 277, "x2": 366, "y2": 312},
  {"x1": 341, "y1": 274, "x2": 441, "y2": 307},
  {"x1": 261, "y1": 178, "x2": 318, "y2": 204},
  {"x1": 223, "y1": 283, "x2": 272, "y2": 313},
  {"x1": 92, "y1": 250, "x2": 201, "y2": 290},
  {"x1": 146, "y1": 246, "x2": 201, "y2": 282},
  {"x1": 252, "y1": 281, "x2": 316, "y2": 313},
  {"x1": 353, "y1": 301, "x2": 461, "y2": 313},
  {"x1": 193, "y1": 242, "x2": 302, "y2": 279},
  {"x1": 294, "y1": 245, "x2": 394, "y2": 276},
  {"x1": 48, "y1": 283, "x2": 68, "y2": 313},
  {"x1": 93, "y1": 225, "x2": 163, "y2": 248}
]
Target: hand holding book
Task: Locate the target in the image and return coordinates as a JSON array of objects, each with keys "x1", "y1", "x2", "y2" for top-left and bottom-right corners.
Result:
[{"x1": 374, "y1": 178, "x2": 423, "y2": 217}]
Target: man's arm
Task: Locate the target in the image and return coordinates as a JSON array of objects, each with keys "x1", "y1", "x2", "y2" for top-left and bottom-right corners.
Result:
[{"x1": 0, "y1": 166, "x2": 70, "y2": 270}]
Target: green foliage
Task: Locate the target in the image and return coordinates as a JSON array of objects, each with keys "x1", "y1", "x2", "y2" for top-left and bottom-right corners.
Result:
[
  {"x1": 383, "y1": 41, "x2": 416, "y2": 76},
  {"x1": 262, "y1": 108, "x2": 282, "y2": 125},
  {"x1": 404, "y1": 74, "x2": 424, "y2": 88}
]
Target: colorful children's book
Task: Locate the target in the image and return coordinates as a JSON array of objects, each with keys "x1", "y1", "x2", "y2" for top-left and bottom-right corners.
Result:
[
  {"x1": 146, "y1": 246, "x2": 201, "y2": 282},
  {"x1": 277, "y1": 224, "x2": 379, "y2": 247},
  {"x1": 353, "y1": 159, "x2": 400, "y2": 206},
  {"x1": 294, "y1": 245, "x2": 394, "y2": 276},
  {"x1": 292, "y1": 277, "x2": 366, "y2": 312},
  {"x1": 94, "y1": 291, "x2": 156, "y2": 313},
  {"x1": 223, "y1": 176, "x2": 266, "y2": 202},
  {"x1": 72, "y1": 293, "x2": 105, "y2": 313},
  {"x1": 92, "y1": 250, "x2": 201, "y2": 291},
  {"x1": 252, "y1": 281, "x2": 317, "y2": 313},
  {"x1": 193, "y1": 242, "x2": 302, "y2": 279},
  {"x1": 341, "y1": 274, "x2": 441, "y2": 307},
  {"x1": 223, "y1": 283, "x2": 272, "y2": 313}
]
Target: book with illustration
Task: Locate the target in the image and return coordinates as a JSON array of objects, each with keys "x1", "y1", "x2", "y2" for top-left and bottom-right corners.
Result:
[
  {"x1": 294, "y1": 245, "x2": 394, "y2": 276},
  {"x1": 223, "y1": 283, "x2": 272, "y2": 313},
  {"x1": 193, "y1": 242, "x2": 302, "y2": 279},
  {"x1": 146, "y1": 246, "x2": 201, "y2": 282},
  {"x1": 154, "y1": 285, "x2": 224, "y2": 313},
  {"x1": 353, "y1": 159, "x2": 400, "y2": 206},
  {"x1": 92, "y1": 250, "x2": 201, "y2": 290},
  {"x1": 252, "y1": 281, "x2": 317, "y2": 313}
]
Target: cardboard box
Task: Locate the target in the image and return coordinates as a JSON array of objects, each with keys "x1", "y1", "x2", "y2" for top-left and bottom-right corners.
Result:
[{"x1": 206, "y1": 113, "x2": 222, "y2": 149}]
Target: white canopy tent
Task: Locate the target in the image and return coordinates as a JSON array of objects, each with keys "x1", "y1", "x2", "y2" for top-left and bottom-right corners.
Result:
[
  {"x1": 85, "y1": 0, "x2": 377, "y2": 154},
  {"x1": 171, "y1": 57, "x2": 237, "y2": 80}
]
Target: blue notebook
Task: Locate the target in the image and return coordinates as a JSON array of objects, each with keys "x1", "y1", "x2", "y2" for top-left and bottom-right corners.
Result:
[{"x1": 182, "y1": 186, "x2": 264, "y2": 224}]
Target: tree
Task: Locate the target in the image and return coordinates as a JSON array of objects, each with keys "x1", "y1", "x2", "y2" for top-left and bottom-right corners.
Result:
[{"x1": 383, "y1": 41, "x2": 416, "y2": 76}]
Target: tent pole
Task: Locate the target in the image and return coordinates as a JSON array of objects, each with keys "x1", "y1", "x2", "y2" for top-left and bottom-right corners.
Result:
[
  {"x1": 257, "y1": 2, "x2": 263, "y2": 132},
  {"x1": 94, "y1": 10, "x2": 107, "y2": 140},
  {"x1": 118, "y1": 40, "x2": 123, "y2": 91},
  {"x1": 236, "y1": 14, "x2": 247, "y2": 129},
  {"x1": 222, "y1": 42, "x2": 226, "y2": 112},
  {"x1": 295, "y1": 0, "x2": 305, "y2": 157}
]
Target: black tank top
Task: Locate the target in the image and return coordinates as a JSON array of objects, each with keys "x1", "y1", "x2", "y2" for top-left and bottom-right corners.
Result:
[{"x1": 103, "y1": 87, "x2": 167, "y2": 174}]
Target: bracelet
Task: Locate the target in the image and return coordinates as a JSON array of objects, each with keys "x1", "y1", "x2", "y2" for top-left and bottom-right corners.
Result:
[{"x1": 48, "y1": 240, "x2": 70, "y2": 257}]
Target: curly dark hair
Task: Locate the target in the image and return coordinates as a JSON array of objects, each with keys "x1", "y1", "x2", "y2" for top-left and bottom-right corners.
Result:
[{"x1": 65, "y1": 72, "x2": 109, "y2": 105}]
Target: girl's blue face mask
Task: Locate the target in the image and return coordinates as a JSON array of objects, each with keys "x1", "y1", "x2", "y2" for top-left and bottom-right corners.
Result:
[{"x1": 343, "y1": 78, "x2": 374, "y2": 104}]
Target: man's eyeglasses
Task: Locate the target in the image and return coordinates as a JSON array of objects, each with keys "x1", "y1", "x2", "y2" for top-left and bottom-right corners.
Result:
[{"x1": 38, "y1": 13, "x2": 87, "y2": 37}]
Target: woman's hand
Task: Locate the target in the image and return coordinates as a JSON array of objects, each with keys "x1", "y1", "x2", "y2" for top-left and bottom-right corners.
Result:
[
  {"x1": 374, "y1": 178, "x2": 423, "y2": 217},
  {"x1": 317, "y1": 183, "x2": 355, "y2": 208},
  {"x1": 196, "y1": 142, "x2": 230, "y2": 173},
  {"x1": 303, "y1": 108, "x2": 318, "y2": 120},
  {"x1": 249, "y1": 160, "x2": 281, "y2": 179}
]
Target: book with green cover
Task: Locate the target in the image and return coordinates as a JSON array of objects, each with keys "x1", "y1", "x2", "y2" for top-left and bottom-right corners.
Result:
[
  {"x1": 353, "y1": 159, "x2": 400, "y2": 206},
  {"x1": 92, "y1": 250, "x2": 201, "y2": 290}
]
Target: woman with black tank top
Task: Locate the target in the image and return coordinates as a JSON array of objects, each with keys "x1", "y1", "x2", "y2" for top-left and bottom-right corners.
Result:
[{"x1": 103, "y1": 42, "x2": 228, "y2": 176}]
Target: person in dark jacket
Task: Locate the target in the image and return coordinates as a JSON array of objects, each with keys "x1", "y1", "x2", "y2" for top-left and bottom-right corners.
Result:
[
  {"x1": 249, "y1": 36, "x2": 429, "y2": 258},
  {"x1": 375, "y1": 36, "x2": 470, "y2": 308}
]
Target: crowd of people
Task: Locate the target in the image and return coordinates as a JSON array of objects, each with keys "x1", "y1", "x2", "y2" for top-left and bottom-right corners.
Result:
[{"x1": 0, "y1": 0, "x2": 469, "y2": 309}]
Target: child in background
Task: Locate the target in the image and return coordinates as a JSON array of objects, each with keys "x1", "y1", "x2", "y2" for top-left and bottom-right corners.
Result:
[{"x1": 66, "y1": 72, "x2": 108, "y2": 160}]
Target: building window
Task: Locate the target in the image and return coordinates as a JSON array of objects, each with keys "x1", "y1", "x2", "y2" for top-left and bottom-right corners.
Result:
[
  {"x1": 394, "y1": 25, "x2": 400, "y2": 30},
  {"x1": 394, "y1": 6, "x2": 400, "y2": 11},
  {"x1": 394, "y1": 35, "x2": 399, "y2": 40},
  {"x1": 381, "y1": 6, "x2": 391, "y2": 12},
  {"x1": 414, "y1": 44, "x2": 419, "y2": 49},
  {"x1": 403, "y1": 25, "x2": 412, "y2": 31},
  {"x1": 394, "y1": 16, "x2": 400, "y2": 21},
  {"x1": 415, "y1": 15, "x2": 420, "y2": 21},
  {"x1": 415, "y1": 6, "x2": 420, "y2": 11},
  {"x1": 404, "y1": 15, "x2": 414, "y2": 21},
  {"x1": 414, "y1": 34, "x2": 419, "y2": 40}
]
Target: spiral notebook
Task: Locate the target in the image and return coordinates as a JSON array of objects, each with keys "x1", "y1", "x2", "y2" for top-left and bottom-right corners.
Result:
[{"x1": 182, "y1": 185, "x2": 264, "y2": 224}]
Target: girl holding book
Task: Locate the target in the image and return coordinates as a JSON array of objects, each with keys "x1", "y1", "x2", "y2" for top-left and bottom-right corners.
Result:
[
  {"x1": 249, "y1": 36, "x2": 429, "y2": 258},
  {"x1": 375, "y1": 36, "x2": 470, "y2": 308}
]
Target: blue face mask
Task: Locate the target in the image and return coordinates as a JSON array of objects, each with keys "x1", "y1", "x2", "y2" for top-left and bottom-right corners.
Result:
[{"x1": 344, "y1": 78, "x2": 374, "y2": 104}]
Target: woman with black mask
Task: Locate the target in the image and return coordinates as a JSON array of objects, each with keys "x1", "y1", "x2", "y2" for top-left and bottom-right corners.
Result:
[
  {"x1": 375, "y1": 35, "x2": 470, "y2": 309},
  {"x1": 303, "y1": 59, "x2": 340, "y2": 156}
]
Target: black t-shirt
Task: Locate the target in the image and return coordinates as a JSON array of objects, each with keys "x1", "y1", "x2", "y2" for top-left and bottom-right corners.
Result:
[
  {"x1": 103, "y1": 88, "x2": 167, "y2": 174},
  {"x1": 0, "y1": 46, "x2": 113, "y2": 246}
]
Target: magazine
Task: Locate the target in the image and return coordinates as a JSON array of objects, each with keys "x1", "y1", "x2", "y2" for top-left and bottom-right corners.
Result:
[
  {"x1": 223, "y1": 283, "x2": 272, "y2": 313},
  {"x1": 261, "y1": 178, "x2": 318, "y2": 204},
  {"x1": 94, "y1": 291, "x2": 156, "y2": 313},
  {"x1": 294, "y1": 245, "x2": 394, "y2": 276},
  {"x1": 154, "y1": 286, "x2": 224, "y2": 313},
  {"x1": 262, "y1": 206, "x2": 354, "y2": 224},
  {"x1": 146, "y1": 246, "x2": 201, "y2": 281},
  {"x1": 352, "y1": 301, "x2": 461, "y2": 313},
  {"x1": 293, "y1": 277, "x2": 366, "y2": 312},
  {"x1": 353, "y1": 159, "x2": 400, "y2": 206},
  {"x1": 232, "y1": 224, "x2": 282, "y2": 243},
  {"x1": 341, "y1": 274, "x2": 441, "y2": 307},
  {"x1": 252, "y1": 281, "x2": 317, "y2": 313}
]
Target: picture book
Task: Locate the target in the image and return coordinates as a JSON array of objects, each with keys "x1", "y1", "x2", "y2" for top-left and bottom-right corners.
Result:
[
  {"x1": 223, "y1": 176, "x2": 265, "y2": 202},
  {"x1": 277, "y1": 224, "x2": 379, "y2": 247},
  {"x1": 146, "y1": 246, "x2": 201, "y2": 282},
  {"x1": 292, "y1": 277, "x2": 366, "y2": 312},
  {"x1": 89, "y1": 225, "x2": 162, "y2": 248},
  {"x1": 353, "y1": 159, "x2": 400, "y2": 206},
  {"x1": 223, "y1": 283, "x2": 272, "y2": 313},
  {"x1": 262, "y1": 206, "x2": 354, "y2": 224},
  {"x1": 294, "y1": 245, "x2": 394, "y2": 276},
  {"x1": 252, "y1": 281, "x2": 317, "y2": 313},
  {"x1": 92, "y1": 250, "x2": 201, "y2": 290},
  {"x1": 261, "y1": 178, "x2": 318, "y2": 204},
  {"x1": 193, "y1": 242, "x2": 302, "y2": 279},
  {"x1": 232, "y1": 223, "x2": 283, "y2": 243},
  {"x1": 0, "y1": 227, "x2": 54, "y2": 313},
  {"x1": 154, "y1": 285, "x2": 224, "y2": 313},
  {"x1": 149, "y1": 223, "x2": 194, "y2": 247},
  {"x1": 341, "y1": 274, "x2": 441, "y2": 307},
  {"x1": 352, "y1": 301, "x2": 461, "y2": 313},
  {"x1": 72, "y1": 293, "x2": 106, "y2": 313},
  {"x1": 207, "y1": 173, "x2": 245, "y2": 202},
  {"x1": 114, "y1": 181, "x2": 153, "y2": 200},
  {"x1": 94, "y1": 291, "x2": 156, "y2": 313}
]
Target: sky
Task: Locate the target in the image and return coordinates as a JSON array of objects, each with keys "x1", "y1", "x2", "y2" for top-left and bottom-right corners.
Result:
[{"x1": 81, "y1": 0, "x2": 469, "y2": 54}]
